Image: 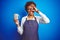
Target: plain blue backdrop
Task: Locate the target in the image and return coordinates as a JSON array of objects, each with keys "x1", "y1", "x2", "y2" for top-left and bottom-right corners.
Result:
[{"x1": 0, "y1": 0, "x2": 60, "y2": 40}]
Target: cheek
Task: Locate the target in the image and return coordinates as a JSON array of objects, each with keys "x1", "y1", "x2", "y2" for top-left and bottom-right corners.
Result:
[{"x1": 27, "y1": 10, "x2": 31, "y2": 12}]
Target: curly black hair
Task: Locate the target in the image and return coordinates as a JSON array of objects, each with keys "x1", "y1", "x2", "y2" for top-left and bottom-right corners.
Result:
[{"x1": 25, "y1": 1, "x2": 36, "y2": 12}]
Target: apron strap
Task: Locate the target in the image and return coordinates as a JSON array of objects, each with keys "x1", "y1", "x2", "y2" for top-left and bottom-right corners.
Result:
[{"x1": 34, "y1": 17, "x2": 37, "y2": 21}]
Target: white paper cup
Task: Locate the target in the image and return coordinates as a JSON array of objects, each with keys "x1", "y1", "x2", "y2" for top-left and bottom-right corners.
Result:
[{"x1": 14, "y1": 14, "x2": 19, "y2": 20}]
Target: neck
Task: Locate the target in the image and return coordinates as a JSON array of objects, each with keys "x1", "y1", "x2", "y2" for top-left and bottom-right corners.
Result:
[{"x1": 28, "y1": 14, "x2": 34, "y2": 18}]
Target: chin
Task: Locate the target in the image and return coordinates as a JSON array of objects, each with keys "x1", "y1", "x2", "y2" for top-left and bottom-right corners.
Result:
[
  {"x1": 30, "y1": 13, "x2": 34, "y2": 16},
  {"x1": 28, "y1": 12, "x2": 34, "y2": 16},
  {"x1": 28, "y1": 13, "x2": 33, "y2": 16}
]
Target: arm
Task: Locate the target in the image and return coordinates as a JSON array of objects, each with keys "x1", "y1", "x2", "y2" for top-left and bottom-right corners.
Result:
[
  {"x1": 14, "y1": 13, "x2": 23, "y2": 35},
  {"x1": 14, "y1": 19, "x2": 23, "y2": 35},
  {"x1": 38, "y1": 11, "x2": 50, "y2": 23},
  {"x1": 17, "y1": 16, "x2": 27, "y2": 35},
  {"x1": 34, "y1": 8, "x2": 50, "y2": 23}
]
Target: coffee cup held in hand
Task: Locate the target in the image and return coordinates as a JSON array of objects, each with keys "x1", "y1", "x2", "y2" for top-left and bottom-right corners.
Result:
[
  {"x1": 14, "y1": 14, "x2": 19, "y2": 25},
  {"x1": 14, "y1": 14, "x2": 19, "y2": 20}
]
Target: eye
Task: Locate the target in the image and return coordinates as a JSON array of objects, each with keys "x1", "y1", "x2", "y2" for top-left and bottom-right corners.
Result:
[{"x1": 27, "y1": 8, "x2": 33, "y2": 10}]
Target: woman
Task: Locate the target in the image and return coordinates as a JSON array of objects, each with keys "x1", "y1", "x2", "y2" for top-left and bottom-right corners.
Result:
[{"x1": 14, "y1": 1, "x2": 50, "y2": 40}]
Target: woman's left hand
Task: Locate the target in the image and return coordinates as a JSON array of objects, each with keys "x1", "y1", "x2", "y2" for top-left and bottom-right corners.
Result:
[{"x1": 33, "y1": 7, "x2": 39, "y2": 13}]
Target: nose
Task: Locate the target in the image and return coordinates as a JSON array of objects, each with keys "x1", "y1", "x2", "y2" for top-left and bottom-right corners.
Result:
[
  {"x1": 32, "y1": 8, "x2": 35, "y2": 12},
  {"x1": 30, "y1": 8, "x2": 35, "y2": 11}
]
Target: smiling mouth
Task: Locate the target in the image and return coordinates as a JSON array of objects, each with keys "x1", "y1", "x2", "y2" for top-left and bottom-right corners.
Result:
[
  {"x1": 31, "y1": 10, "x2": 34, "y2": 12},
  {"x1": 30, "y1": 11, "x2": 34, "y2": 13}
]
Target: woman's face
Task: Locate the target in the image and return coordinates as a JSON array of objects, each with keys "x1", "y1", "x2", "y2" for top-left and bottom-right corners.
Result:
[{"x1": 27, "y1": 4, "x2": 36, "y2": 16}]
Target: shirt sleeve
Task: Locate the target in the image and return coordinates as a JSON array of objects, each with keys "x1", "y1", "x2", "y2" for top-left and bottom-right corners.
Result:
[
  {"x1": 17, "y1": 26, "x2": 23, "y2": 35},
  {"x1": 36, "y1": 11, "x2": 50, "y2": 24},
  {"x1": 17, "y1": 16, "x2": 26, "y2": 35}
]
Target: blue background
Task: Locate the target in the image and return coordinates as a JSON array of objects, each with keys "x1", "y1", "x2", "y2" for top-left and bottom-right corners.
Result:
[{"x1": 0, "y1": 0, "x2": 60, "y2": 40}]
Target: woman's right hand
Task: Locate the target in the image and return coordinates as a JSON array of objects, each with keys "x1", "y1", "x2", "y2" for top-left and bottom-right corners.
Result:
[{"x1": 14, "y1": 19, "x2": 20, "y2": 26}]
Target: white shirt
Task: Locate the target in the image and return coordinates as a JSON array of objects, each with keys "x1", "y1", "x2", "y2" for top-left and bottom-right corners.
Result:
[{"x1": 17, "y1": 11, "x2": 50, "y2": 35}]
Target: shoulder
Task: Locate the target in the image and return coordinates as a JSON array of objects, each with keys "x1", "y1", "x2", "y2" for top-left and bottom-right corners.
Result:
[
  {"x1": 35, "y1": 16, "x2": 41, "y2": 23},
  {"x1": 21, "y1": 16, "x2": 27, "y2": 23},
  {"x1": 35, "y1": 16, "x2": 41, "y2": 19},
  {"x1": 22, "y1": 16, "x2": 27, "y2": 20}
]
